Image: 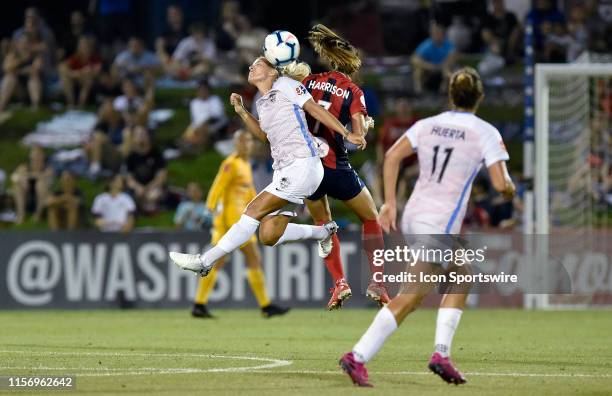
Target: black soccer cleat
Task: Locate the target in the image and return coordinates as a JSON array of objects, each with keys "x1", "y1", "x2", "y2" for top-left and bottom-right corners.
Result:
[
  {"x1": 261, "y1": 303, "x2": 290, "y2": 318},
  {"x1": 191, "y1": 304, "x2": 215, "y2": 319}
]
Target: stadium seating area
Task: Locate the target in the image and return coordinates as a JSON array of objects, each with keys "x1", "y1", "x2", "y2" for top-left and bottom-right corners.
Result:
[{"x1": 0, "y1": 0, "x2": 609, "y2": 232}]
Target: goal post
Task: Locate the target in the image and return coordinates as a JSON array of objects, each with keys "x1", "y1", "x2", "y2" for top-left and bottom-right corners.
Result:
[{"x1": 532, "y1": 63, "x2": 612, "y2": 309}]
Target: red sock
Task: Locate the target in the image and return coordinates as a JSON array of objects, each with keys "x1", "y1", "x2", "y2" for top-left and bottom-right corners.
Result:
[
  {"x1": 318, "y1": 221, "x2": 344, "y2": 283},
  {"x1": 363, "y1": 219, "x2": 385, "y2": 282}
]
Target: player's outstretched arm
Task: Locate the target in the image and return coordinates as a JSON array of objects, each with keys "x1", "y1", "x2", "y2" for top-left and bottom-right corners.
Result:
[
  {"x1": 488, "y1": 160, "x2": 515, "y2": 199},
  {"x1": 303, "y1": 99, "x2": 366, "y2": 149},
  {"x1": 379, "y1": 136, "x2": 414, "y2": 233},
  {"x1": 230, "y1": 93, "x2": 267, "y2": 142}
]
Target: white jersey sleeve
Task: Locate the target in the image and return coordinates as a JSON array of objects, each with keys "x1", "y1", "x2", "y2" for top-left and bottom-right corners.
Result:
[
  {"x1": 404, "y1": 119, "x2": 426, "y2": 149},
  {"x1": 275, "y1": 77, "x2": 312, "y2": 108},
  {"x1": 481, "y1": 125, "x2": 510, "y2": 167}
]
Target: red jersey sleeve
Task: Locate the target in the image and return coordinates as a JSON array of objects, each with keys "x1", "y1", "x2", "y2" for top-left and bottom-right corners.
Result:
[{"x1": 349, "y1": 85, "x2": 367, "y2": 116}]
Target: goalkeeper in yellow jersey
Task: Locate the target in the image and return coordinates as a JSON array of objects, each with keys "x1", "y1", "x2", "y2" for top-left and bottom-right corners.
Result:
[{"x1": 192, "y1": 130, "x2": 289, "y2": 318}]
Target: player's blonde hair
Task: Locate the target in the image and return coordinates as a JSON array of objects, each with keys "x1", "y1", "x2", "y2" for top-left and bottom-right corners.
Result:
[
  {"x1": 281, "y1": 61, "x2": 312, "y2": 82},
  {"x1": 308, "y1": 24, "x2": 361, "y2": 75}
]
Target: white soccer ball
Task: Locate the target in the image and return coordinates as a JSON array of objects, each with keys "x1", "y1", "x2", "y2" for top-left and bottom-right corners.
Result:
[{"x1": 263, "y1": 30, "x2": 300, "y2": 67}]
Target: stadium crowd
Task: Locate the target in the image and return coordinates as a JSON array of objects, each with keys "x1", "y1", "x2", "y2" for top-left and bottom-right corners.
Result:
[{"x1": 0, "y1": 0, "x2": 609, "y2": 232}]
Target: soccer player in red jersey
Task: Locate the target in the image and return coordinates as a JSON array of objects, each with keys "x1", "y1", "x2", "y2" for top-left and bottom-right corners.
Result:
[{"x1": 284, "y1": 25, "x2": 390, "y2": 310}]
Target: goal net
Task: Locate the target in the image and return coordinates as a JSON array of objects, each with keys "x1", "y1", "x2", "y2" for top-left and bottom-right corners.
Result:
[{"x1": 534, "y1": 63, "x2": 612, "y2": 308}]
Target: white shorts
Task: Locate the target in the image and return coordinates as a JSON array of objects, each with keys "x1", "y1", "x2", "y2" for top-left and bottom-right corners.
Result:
[
  {"x1": 401, "y1": 216, "x2": 458, "y2": 267},
  {"x1": 264, "y1": 156, "x2": 323, "y2": 204}
]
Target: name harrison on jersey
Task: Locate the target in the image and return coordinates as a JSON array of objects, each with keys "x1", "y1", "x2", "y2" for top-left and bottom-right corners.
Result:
[
  {"x1": 306, "y1": 80, "x2": 351, "y2": 99},
  {"x1": 430, "y1": 126, "x2": 466, "y2": 140}
]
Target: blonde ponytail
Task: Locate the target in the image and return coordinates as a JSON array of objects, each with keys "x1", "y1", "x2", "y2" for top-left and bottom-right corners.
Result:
[
  {"x1": 280, "y1": 60, "x2": 312, "y2": 82},
  {"x1": 308, "y1": 24, "x2": 361, "y2": 75}
]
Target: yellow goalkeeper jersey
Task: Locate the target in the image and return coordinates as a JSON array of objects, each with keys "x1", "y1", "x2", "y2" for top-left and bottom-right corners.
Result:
[{"x1": 206, "y1": 153, "x2": 256, "y2": 229}]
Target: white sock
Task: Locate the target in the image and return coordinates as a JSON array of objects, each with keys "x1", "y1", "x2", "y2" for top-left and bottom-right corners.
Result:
[
  {"x1": 273, "y1": 223, "x2": 328, "y2": 246},
  {"x1": 434, "y1": 308, "x2": 463, "y2": 357},
  {"x1": 206, "y1": 215, "x2": 260, "y2": 264},
  {"x1": 352, "y1": 306, "x2": 398, "y2": 363}
]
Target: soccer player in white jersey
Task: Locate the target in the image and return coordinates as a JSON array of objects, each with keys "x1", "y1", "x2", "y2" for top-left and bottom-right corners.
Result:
[
  {"x1": 339, "y1": 67, "x2": 516, "y2": 387},
  {"x1": 169, "y1": 56, "x2": 366, "y2": 278}
]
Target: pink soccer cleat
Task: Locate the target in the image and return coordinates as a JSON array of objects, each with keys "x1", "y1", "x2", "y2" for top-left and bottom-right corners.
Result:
[
  {"x1": 428, "y1": 352, "x2": 467, "y2": 385},
  {"x1": 339, "y1": 352, "x2": 372, "y2": 387}
]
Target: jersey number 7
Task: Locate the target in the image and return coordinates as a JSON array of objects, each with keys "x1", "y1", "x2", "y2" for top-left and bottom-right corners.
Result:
[
  {"x1": 312, "y1": 99, "x2": 332, "y2": 135},
  {"x1": 432, "y1": 145, "x2": 453, "y2": 183}
]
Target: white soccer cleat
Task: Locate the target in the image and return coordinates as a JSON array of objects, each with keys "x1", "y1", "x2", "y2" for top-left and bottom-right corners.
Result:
[
  {"x1": 169, "y1": 252, "x2": 213, "y2": 277},
  {"x1": 318, "y1": 221, "x2": 339, "y2": 258}
]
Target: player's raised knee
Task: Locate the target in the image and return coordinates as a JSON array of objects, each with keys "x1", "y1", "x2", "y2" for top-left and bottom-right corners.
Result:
[{"x1": 258, "y1": 226, "x2": 281, "y2": 246}]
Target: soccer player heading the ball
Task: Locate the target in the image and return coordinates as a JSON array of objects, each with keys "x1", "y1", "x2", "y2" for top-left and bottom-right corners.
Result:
[{"x1": 169, "y1": 55, "x2": 366, "y2": 281}]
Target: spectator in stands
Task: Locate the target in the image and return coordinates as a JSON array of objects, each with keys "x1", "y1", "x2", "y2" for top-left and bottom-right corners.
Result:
[
  {"x1": 59, "y1": 36, "x2": 102, "y2": 108},
  {"x1": 155, "y1": 4, "x2": 186, "y2": 58},
  {"x1": 585, "y1": 0, "x2": 612, "y2": 53},
  {"x1": 480, "y1": 0, "x2": 521, "y2": 68},
  {"x1": 234, "y1": 16, "x2": 267, "y2": 67},
  {"x1": 375, "y1": 98, "x2": 419, "y2": 204},
  {"x1": 411, "y1": 21, "x2": 457, "y2": 94},
  {"x1": 180, "y1": 79, "x2": 227, "y2": 149},
  {"x1": 113, "y1": 78, "x2": 152, "y2": 129},
  {"x1": 173, "y1": 182, "x2": 211, "y2": 230},
  {"x1": 93, "y1": 65, "x2": 121, "y2": 105},
  {"x1": 92, "y1": 174, "x2": 136, "y2": 232},
  {"x1": 0, "y1": 36, "x2": 44, "y2": 120},
  {"x1": 46, "y1": 170, "x2": 81, "y2": 230},
  {"x1": 544, "y1": 21, "x2": 572, "y2": 62},
  {"x1": 215, "y1": 0, "x2": 242, "y2": 51},
  {"x1": 57, "y1": 10, "x2": 92, "y2": 59},
  {"x1": 88, "y1": 78, "x2": 151, "y2": 176},
  {"x1": 542, "y1": 2, "x2": 588, "y2": 62},
  {"x1": 112, "y1": 37, "x2": 160, "y2": 92},
  {"x1": 11, "y1": 145, "x2": 53, "y2": 224},
  {"x1": 12, "y1": 7, "x2": 55, "y2": 56},
  {"x1": 169, "y1": 23, "x2": 216, "y2": 81},
  {"x1": 526, "y1": 0, "x2": 565, "y2": 55},
  {"x1": 114, "y1": 78, "x2": 153, "y2": 156},
  {"x1": 125, "y1": 128, "x2": 167, "y2": 213},
  {"x1": 565, "y1": 3, "x2": 589, "y2": 61}
]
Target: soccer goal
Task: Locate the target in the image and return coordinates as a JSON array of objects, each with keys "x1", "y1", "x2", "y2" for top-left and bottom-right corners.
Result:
[{"x1": 532, "y1": 63, "x2": 612, "y2": 309}]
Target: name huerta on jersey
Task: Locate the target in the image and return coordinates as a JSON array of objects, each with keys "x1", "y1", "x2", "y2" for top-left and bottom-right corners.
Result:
[
  {"x1": 431, "y1": 126, "x2": 466, "y2": 140},
  {"x1": 306, "y1": 80, "x2": 351, "y2": 99}
]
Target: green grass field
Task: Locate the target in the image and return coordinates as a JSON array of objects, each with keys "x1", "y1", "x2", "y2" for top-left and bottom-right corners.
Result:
[{"x1": 1, "y1": 309, "x2": 611, "y2": 395}]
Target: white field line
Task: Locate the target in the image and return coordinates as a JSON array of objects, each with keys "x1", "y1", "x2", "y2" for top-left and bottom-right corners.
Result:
[
  {"x1": 260, "y1": 370, "x2": 612, "y2": 379},
  {"x1": 0, "y1": 350, "x2": 292, "y2": 376},
  {"x1": 0, "y1": 350, "x2": 610, "y2": 379}
]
